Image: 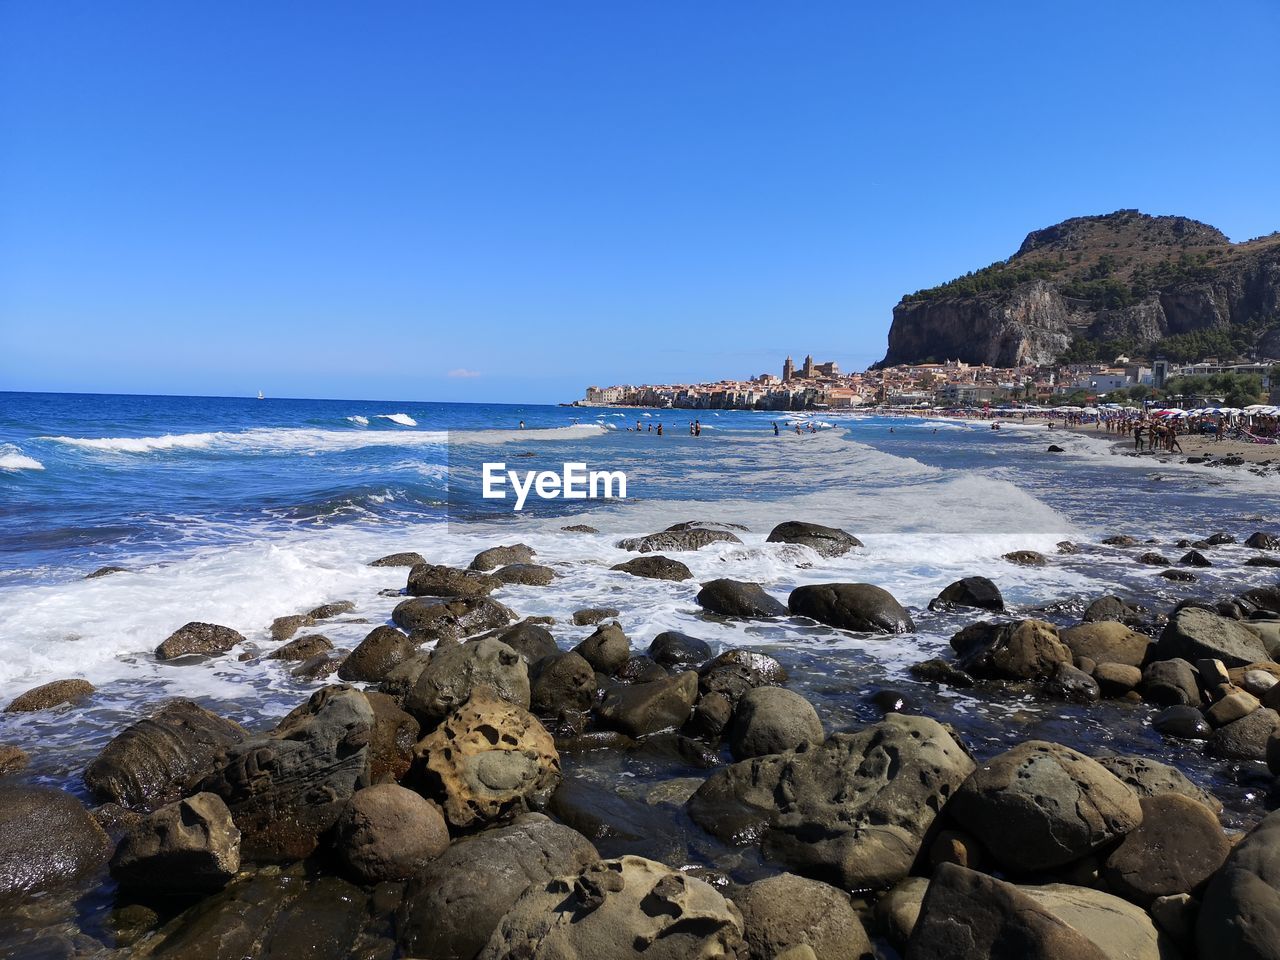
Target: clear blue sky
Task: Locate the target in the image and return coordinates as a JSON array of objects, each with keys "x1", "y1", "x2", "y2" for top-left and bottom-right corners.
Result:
[{"x1": 3, "y1": 1, "x2": 1278, "y2": 403}]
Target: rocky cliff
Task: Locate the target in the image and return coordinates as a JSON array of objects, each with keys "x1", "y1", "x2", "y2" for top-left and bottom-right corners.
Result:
[{"x1": 880, "y1": 210, "x2": 1280, "y2": 367}]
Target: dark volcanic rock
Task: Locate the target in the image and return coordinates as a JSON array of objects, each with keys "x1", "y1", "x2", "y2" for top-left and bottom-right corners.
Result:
[
  {"x1": 698, "y1": 649, "x2": 788, "y2": 705},
  {"x1": 491, "y1": 563, "x2": 555, "y2": 586},
  {"x1": 407, "y1": 562, "x2": 499, "y2": 598},
  {"x1": 404, "y1": 637, "x2": 530, "y2": 726},
  {"x1": 1003, "y1": 550, "x2": 1047, "y2": 567},
  {"x1": 1042, "y1": 661, "x2": 1100, "y2": 703},
  {"x1": 334, "y1": 783, "x2": 449, "y2": 883},
  {"x1": 155, "y1": 622, "x2": 246, "y2": 661},
  {"x1": 487, "y1": 621, "x2": 558, "y2": 664},
  {"x1": 0, "y1": 744, "x2": 28, "y2": 776},
  {"x1": 1142, "y1": 658, "x2": 1201, "y2": 706},
  {"x1": 617, "y1": 527, "x2": 743, "y2": 553},
  {"x1": 85, "y1": 699, "x2": 248, "y2": 809},
  {"x1": 1102, "y1": 793, "x2": 1229, "y2": 907},
  {"x1": 306, "y1": 600, "x2": 355, "y2": 620},
  {"x1": 1181, "y1": 550, "x2": 1213, "y2": 567},
  {"x1": 469, "y1": 543, "x2": 536, "y2": 571},
  {"x1": 1156, "y1": 607, "x2": 1270, "y2": 667},
  {"x1": 765, "y1": 521, "x2": 863, "y2": 557},
  {"x1": 110, "y1": 792, "x2": 240, "y2": 896},
  {"x1": 596, "y1": 671, "x2": 698, "y2": 737},
  {"x1": 573, "y1": 622, "x2": 631, "y2": 675},
  {"x1": 733, "y1": 871, "x2": 872, "y2": 960},
  {"x1": 198, "y1": 685, "x2": 373, "y2": 862},
  {"x1": 647, "y1": 630, "x2": 712, "y2": 668},
  {"x1": 729, "y1": 686, "x2": 823, "y2": 760},
  {"x1": 337, "y1": 625, "x2": 415, "y2": 682},
  {"x1": 1060, "y1": 621, "x2": 1150, "y2": 667},
  {"x1": 369, "y1": 550, "x2": 426, "y2": 567},
  {"x1": 267, "y1": 632, "x2": 333, "y2": 661},
  {"x1": 788, "y1": 582, "x2": 915, "y2": 633},
  {"x1": 1198, "y1": 807, "x2": 1280, "y2": 960},
  {"x1": 610, "y1": 555, "x2": 693, "y2": 581},
  {"x1": 391, "y1": 595, "x2": 515, "y2": 639},
  {"x1": 1083, "y1": 595, "x2": 1142, "y2": 624},
  {"x1": 1153, "y1": 705, "x2": 1213, "y2": 740},
  {"x1": 397, "y1": 814, "x2": 598, "y2": 960},
  {"x1": 687, "y1": 715, "x2": 974, "y2": 890},
  {"x1": 4, "y1": 677, "x2": 94, "y2": 713},
  {"x1": 0, "y1": 785, "x2": 109, "y2": 900},
  {"x1": 929, "y1": 576, "x2": 1004, "y2": 612},
  {"x1": 697, "y1": 579, "x2": 789, "y2": 618},
  {"x1": 1245, "y1": 531, "x2": 1280, "y2": 551},
  {"x1": 86, "y1": 565, "x2": 128, "y2": 579},
  {"x1": 571, "y1": 607, "x2": 619, "y2": 625},
  {"x1": 1208, "y1": 707, "x2": 1280, "y2": 761},
  {"x1": 1095, "y1": 754, "x2": 1222, "y2": 814},
  {"x1": 953, "y1": 619, "x2": 1072, "y2": 681},
  {"x1": 530, "y1": 651, "x2": 596, "y2": 714}
]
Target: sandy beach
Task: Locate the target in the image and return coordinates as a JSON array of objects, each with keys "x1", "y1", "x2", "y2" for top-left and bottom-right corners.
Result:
[{"x1": 1067, "y1": 422, "x2": 1280, "y2": 466}]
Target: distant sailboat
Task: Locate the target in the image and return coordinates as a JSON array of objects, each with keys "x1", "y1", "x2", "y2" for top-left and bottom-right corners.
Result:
[{"x1": 257, "y1": 390, "x2": 265, "y2": 400}]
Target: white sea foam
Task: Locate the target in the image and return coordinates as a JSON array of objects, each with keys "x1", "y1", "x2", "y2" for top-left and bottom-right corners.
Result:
[
  {"x1": 347, "y1": 415, "x2": 370, "y2": 426},
  {"x1": 41, "y1": 427, "x2": 449, "y2": 456},
  {"x1": 377, "y1": 413, "x2": 418, "y2": 426},
  {"x1": 0, "y1": 444, "x2": 44, "y2": 471},
  {"x1": 450, "y1": 424, "x2": 609, "y2": 443}
]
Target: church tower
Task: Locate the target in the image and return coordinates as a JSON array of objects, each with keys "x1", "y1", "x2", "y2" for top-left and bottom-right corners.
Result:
[
  {"x1": 783, "y1": 356, "x2": 794, "y2": 381},
  {"x1": 802, "y1": 354, "x2": 814, "y2": 378}
]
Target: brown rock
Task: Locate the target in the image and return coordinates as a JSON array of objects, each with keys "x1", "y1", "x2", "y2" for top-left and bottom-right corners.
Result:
[
  {"x1": 4, "y1": 678, "x2": 94, "y2": 713},
  {"x1": 1103, "y1": 794, "x2": 1230, "y2": 907},
  {"x1": 1060, "y1": 622, "x2": 1150, "y2": 667},
  {"x1": 335, "y1": 783, "x2": 450, "y2": 883},
  {"x1": 155, "y1": 622, "x2": 246, "y2": 660}
]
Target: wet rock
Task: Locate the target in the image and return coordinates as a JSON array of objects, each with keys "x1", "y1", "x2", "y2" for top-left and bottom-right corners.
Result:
[
  {"x1": 910, "y1": 658, "x2": 976, "y2": 687},
  {"x1": 1242, "y1": 669, "x2": 1279, "y2": 698},
  {"x1": 1137, "y1": 552, "x2": 1171, "y2": 566},
  {"x1": 870, "y1": 689, "x2": 912, "y2": 713},
  {"x1": 415, "y1": 688, "x2": 560, "y2": 828},
  {"x1": 947, "y1": 740, "x2": 1144, "y2": 873},
  {"x1": 377, "y1": 651, "x2": 433, "y2": 704},
  {"x1": 1180, "y1": 550, "x2": 1213, "y2": 567},
  {"x1": 617, "y1": 527, "x2": 743, "y2": 553},
  {"x1": 1197, "y1": 807, "x2": 1280, "y2": 960},
  {"x1": 1083, "y1": 595, "x2": 1143, "y2": 624},
  {"x1": 1246, "y1": 556, "x2": 1280, "y2": 568},
  {"x1": 1003, "y1": 550, "x2": 1047, "y2": 567},
  {"x1": 198, "y1": 685, "x2": 373, "y2": 861},
  {"x1": 729, "y1": 686, "x2": 823, "y2": 760},
  {"x1": 397, "y1": 813, "x2": 598, "y2": 960},
  {"x1": 155, "y1": 621, "x2": 246, "y2": 661},
  {"x1": 484, "y1": 621, "x2": 558, "y2": 664},
  {"x1": 688, "y1": 715, "x2": 974, "y2": 890},
  {"x1": 1103, "y1": 535, "x2": 1142, "y2": 547},
  {"x1": 267, "y1": 632, "x2": 333, "y2": 661},
  {"x1": 86, "y1": 565, "x2": 128, "y2": 579},
  {"x1": 766, "y1": 521, "x2": 863, "y2": 558},
  {"x1": 334, "y1": 783, "x2": 449, "y2": 883},
  {"x1": 697, "y1": 579, "x2": 789, "y2": 618},
  {"x1": 698, "y1": 649, "x2": 788, "y2": 705},
  {"x1": 1043, "y1": 661, "x2": 1101, "y2": 703},
  {"x1": 788, "y1": 582, "x2": 915, "y2": 634},
  {"x1": 928, "y1": 576, "x2": 1004, "y2": 612},
  {"x1": 1094, "y1": 662, "x2": 1143, "y2": 697},
  {"x1": 1245, "y1": 531, "x2": 1280, "y2": 551},
  {"x1": 291, "y1": 651, "x2": 342, "y2": 680},
  {"x1": 338, "y1": 625, "x2": 415, "y2": 682},
  {"x1": 307, "y1": 600, "x2": 356, "y2": 620},
  {"x1": 905, "y1": 863, "x2": 1108, "y2": 960},
  {"x1": 530, "y1": 651, "x2": 597, "y2": 715},
  {"x1": 364, "y1": 690, "x2": 419, "y2": 782},
  {"x1": 548, "y1": 779, "x2": 687, "y2": 861},
  {"x1": 4, "y1": 678, "x2": 94, "y2": 713},
  {"x1": 685, "y1": 691, "x2": 733, "y2": 741},
  {"x1": 616, "y1": 655, "x2": 669, "y2": 683},
  {"x1": 1057, "y1": 540, "x2": 1079, "y2": 553},
  {"x1": 1206, "y1": 690, "x2": 1260, "y2": 727},
  {"x1": 1206, "y1": 532, "x2": 1237, "y2": 546},
  {"x1": 0, "y1": 744, "x2": 29, "y2": 776},
  {"x1": 1061, "y1": 622, "x2": 1150, "y2": 668},
  {"x1": 1208, "y1": 707, "x2": 1280, "y2": 761},
  {"x1": 1142, "y1": 658, "x2": 1201, "y2": 706},
  {"x1": 405, "y1": 637, "x2": 530, "y2": 726},
  {"x1": 610, "y1": 555, "x2": 692, "y2": 581},
  {"x1": 470, "y1": 544, "x2": 537, "y2": 571},
  {"x1": 391, "y1": 595, "x2": 515, "y2": 640},
  {"x1": 1047, "y1": 444, "x2": 1066, "y2": 452},
  {"x1": 369, "y1": 550, "x2": 426, "y2": 567},
  {"x1": 1102, "y1": 793, "x2": 1230, "y2": 907},
  {"x1": 110, "y1": 792, "x2": 240, "y2": 896},
  {"x1": 731, "y1": 872, "x2": 871, "y2": 960},
  {"x1": 573, "y1": 622, "x2": 631, "y2": 676},
  {"x1": 597, "y1": 671, "x2": 698, "y2": 737},
  {"x1": 0, "y1": 785, "x2": 110, "y2": 899},
  {"x1": 648, "y1": 630, "x2": 712, "y2": 669},
  {"x1": 572, "y1": 607, "x2": 619, "y2": 625},
  {"x1": 562, "y1": 524, "x2": 599, "y2": 533},
  {"x1": 492, "y1": 563, "x2": 555, "y2": 587},
  {"x1": 270, "y1": 613, "x2": 314, "y2": 642},
  {"x1": 1161, "y1": 569, "x2": 1197, "y2": 582},
  {"x1": 407, "y1": 562, "x2": 499, "y2": 598},
  {"x1": 953, "y1": 619, "x2": 1072, "y2": 681},
  {"x1": 1156, "y1": 607, "x2": 1270, "y2": 667},
  {"x1": 1095, "y1": 755, "x2": 1222, "y2": 814},
  {"x1": 1152, "y1": 705, "x2": 1213, "y2": 740},
  {"x1": 478, "y1": 855, "x2": 746, "y2": 960},
  {"x1": 84, "y1": 699, "x2": 248, "y2": 809}
]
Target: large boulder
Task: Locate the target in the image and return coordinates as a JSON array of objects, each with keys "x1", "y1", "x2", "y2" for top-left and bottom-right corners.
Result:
[
  {"x1": 929, "y1": 576, "x2": 1004, "y2": 612},
  {"x1": 618, "y1": 527, "x2": 743, "y2": 553},
  {"x1": 84, "y1": 699, "x2": 248, "y2": 809},
  {"x1": 391, "y1": 595, "x2": 515, "y2": 639},
  {"x1": 1060, "y1": 622, "x2": 1151, "y2": 668},
  {"x1": 1197, "y1": 807, "x2": 1280, "y2": 960},
  {"x1": 492, "y1": 564, "x2": 555, "y2": 587},
  {"x1": 4, "y1": 677, "x2": 94, "y2": 713},
  {"x1": 0, "y1": 785, "x2": 110, "y2": 900},
  {"x1": 1142, "y1": 659, "x2": 1202, "y2": 707},
  {"x1": 596, "y1": 672, "x2": 698, "y2": 737},
  {"x1": 364, "y1": 690, "x2": 420, "y2": 783},
  {"x1": 337, "y1": 625, "x2": 415, "y2": 682},
  {"x1": 1156, "y1": 608, "x2": 1270, "y2": 668},
  {"x1": 573, "y1": 622, "x2": 631, "y2": 675},
  {"x1": 109, "y1": 792, "x2": 240, "y2": 896},
  {"x1": 334, "y1": 783, "x2": 450, "y2": 883},
  {"x1": 953, "y1": 620, "x2": 1072, "y2": 681},
  {"x1": 788, "y1": 583, "x2": 915, "y2": 634},
  {"x1": 697, "y1": 580, "x2": 789, "y2": 618},
  {"x1": 698, "y1": 649, "x2": 788, "y2": 705},
  {"x1": 470, "y1": 544, "x2": 536, "y2": 571},
  {"x1": 155, "y1": 622, "x2": 246, "y2": 660},
  {"x1": 1095, "y1": 754, "x2": 1222, "y2": 814},
  {"x1": 610, "y1": 555, "x2": 693, "y2": 581},
  {"x1": 267, "y1": 632, "x2": 333, "y2": 661},
  {"x1": 1102, "y1": 793, "x2": 1230, "y2": 907},
  {"x1": 947, "y1": 741, "x2": 1144, "y2": 873},
  {"x1": 488, "y1": 622, "x2": 558, "y2": 664},
  {"x1": 397, "y1": 814, "x2": 599, "y2": 960},
  {"x1": 1208, "y1": 708, "x2": 1280, "y2": 761},
  {"x1": 407, "y1": 563, "x2": 499, "y2": 598},
  {"x1": 732, "y1": 872, "x2": 871, "y2": 960},
  {"x1": 404, "y1": 637, "x2": 530, "y2": 727},
  {"x1": 414, "y1": 687, "x2": 561, "y2": 828},
  {"x1": 1246, "y1": 532, "x2": 1280, "y2": 551},
  {"x1": 905, "y1": 863, "x2": 1108, "y2": 960},
  {"x1": 688, "y1": 715, "x2": 974, "y2": 890},
  {"x1": 729, "y1": 687, "x2": 823, "y2": 760},
  {"x1": 530, "y1": 651, "x2": 597, "y2": 714},
  {"x1": 478, "y1": 856, "x2": 746, "y2": 960},
  {"x1": 198, "y1": 685, "x2": 373, "y2": 862},
  {"x1": 370, "y1": 550, "x2": 427, "y2": 567},
  {"x1": 648, "y1": 631, "x2": 712, "y2": 669},
  {"x1": 766, "y1": 521, "x2": 863, "y2": 558},
  {"x1": 1083, "y1": 596, "x2": 1143, "y2": 625}
]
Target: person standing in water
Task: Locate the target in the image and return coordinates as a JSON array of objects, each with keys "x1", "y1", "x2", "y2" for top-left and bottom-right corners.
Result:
[
  {"x1": 694, "y1": 419, "x2": 702, "y2": 437},
  {"x1": 518, "y1": 420, "x2": 525, "y2": 429},
  {"x1": 656, "y1": 423, "x2": 663, "y2": 436},
  {"x1": 773, "y1": 421, "x2": 779, "y2": 436}
]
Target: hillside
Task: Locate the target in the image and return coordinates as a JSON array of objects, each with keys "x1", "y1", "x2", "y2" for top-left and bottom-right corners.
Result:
[{"x1": 880, "y1": 210, "x2": 1280, "y2": 367}]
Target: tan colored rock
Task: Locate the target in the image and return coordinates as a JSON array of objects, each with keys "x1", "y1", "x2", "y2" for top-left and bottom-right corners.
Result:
[
  {"x1": 4, "y1": 678, "x2": 94, "y2": 713},
  {"x1": 1061, "y1": 622, "x2": 1151, "y2": 667}
]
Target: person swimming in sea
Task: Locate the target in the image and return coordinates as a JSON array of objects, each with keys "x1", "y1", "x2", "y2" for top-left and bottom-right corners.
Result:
[{"x1": 518, "y1": 420, "x2": 524, "y2": 429}]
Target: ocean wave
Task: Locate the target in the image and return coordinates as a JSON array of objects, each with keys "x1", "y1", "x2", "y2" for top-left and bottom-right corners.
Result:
[
  {"x1": 347, "y1": 415, "x2": 369, "y2": 426},
  {"x1": 41, "y1": 427, "x2": 449, "y2": 456},
  {"x1": 449, "y1": 424, "x2": 609, "y2": 443},
  {"x1": 376, "y1": 413, "x2": 417, "y2": 426},
  {"x1": 0, "y1": 444, "x2": 44, "y2": 471}
]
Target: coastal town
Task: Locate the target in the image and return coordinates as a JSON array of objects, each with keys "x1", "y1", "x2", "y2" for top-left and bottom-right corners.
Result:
[{"x1": 578, "y1": 352, "x2": 1280, "y2": 410}]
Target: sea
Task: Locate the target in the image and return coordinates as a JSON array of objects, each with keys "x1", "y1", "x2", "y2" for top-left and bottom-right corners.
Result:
[{"x1": 2, "y1": 390, "x2": 1279, "y2": 826}]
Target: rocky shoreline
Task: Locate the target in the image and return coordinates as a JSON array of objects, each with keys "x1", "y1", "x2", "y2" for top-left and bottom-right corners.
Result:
[{"x1": 2, "y1": 520, "x2": 1280, "y2": 959}]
